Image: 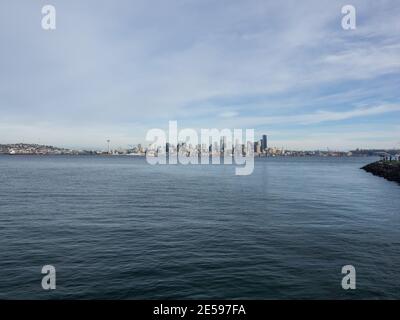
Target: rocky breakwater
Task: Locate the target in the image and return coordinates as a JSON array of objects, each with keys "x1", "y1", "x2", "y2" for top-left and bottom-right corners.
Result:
[{"x1": 362, "y1": 160, "x2": 400, "y2": 184}]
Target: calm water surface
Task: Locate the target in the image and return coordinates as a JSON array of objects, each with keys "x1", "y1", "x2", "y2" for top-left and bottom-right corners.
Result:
[{"x1": 0, "y1": 155, "x2": 399, "y2": 299}]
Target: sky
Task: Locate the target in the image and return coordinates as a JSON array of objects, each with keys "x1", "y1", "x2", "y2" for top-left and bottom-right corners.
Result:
[{"x1": 0, "y1": 0, "x2": 399, "y2": 151}]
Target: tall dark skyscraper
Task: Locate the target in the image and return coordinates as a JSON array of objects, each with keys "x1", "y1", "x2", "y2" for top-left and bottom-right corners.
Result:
[
  {"x1": 262, "y1": 135, "x2": 267, "y2": 152},
  {"x1": 261, "y1": 134, "x2": 268, "y2": 151}
]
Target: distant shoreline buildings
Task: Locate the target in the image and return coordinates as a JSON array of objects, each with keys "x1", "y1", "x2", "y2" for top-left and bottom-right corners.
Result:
[{"x1": 1, "y1": 141, "x2": 399, "y2": 158}]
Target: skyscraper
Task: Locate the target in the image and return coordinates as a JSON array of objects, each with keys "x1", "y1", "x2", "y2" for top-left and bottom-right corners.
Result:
[
  {"x1": 220, "y1": 136, "x2": 227, "y2": 153},
  {"x1": 254, "y1": 141, "x2": 261, "y2": 154},
  {"x1": 262, "y1": 135, "x2": 267, "y2": 153}
]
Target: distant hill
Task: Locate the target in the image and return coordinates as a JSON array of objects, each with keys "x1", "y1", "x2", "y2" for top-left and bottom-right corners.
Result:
[{"x1": 0, "y1": 143, "x2": 75, "y2": 155}]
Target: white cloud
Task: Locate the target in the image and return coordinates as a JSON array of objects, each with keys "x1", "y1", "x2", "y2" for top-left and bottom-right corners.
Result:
[
  {"x1": 219, "y1": 111, "x2": 239, "y2": 118},
  {"x1": 220, "y1": 104, "x2": 400, "y2": 127}
]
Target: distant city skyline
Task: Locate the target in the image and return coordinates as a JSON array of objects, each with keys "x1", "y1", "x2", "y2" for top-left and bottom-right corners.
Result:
[{"x1": 1, "y1": 0, "x2": 400, "y2": 150}]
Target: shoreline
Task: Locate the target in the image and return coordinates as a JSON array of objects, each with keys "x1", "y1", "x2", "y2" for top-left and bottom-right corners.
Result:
[{"x1": 0, "y1": 153, "x2": 379, "y2": 158}]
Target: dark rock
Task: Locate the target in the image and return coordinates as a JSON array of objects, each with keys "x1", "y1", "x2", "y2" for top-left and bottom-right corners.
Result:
[{"x1": 362, "y1": 161, "x2": 400, "y2": 184}]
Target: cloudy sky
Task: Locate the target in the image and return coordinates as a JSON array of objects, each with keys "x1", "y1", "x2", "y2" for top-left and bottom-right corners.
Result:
[{"x1": 1, "y1": 0, "x2": 399, "y2": 150}]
